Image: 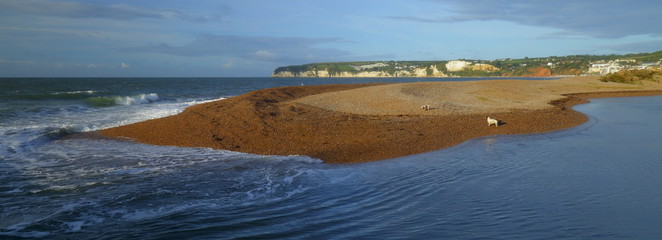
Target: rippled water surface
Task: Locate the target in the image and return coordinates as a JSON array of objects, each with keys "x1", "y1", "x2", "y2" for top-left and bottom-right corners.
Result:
[{"x1": 1, "y1": 78, "x2": 661, "y2": 239}]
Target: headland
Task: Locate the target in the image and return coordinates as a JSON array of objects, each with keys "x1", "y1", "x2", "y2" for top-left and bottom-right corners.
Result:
[{"x1": 100, "y1": 76, "x2": 662, "y2": 163}]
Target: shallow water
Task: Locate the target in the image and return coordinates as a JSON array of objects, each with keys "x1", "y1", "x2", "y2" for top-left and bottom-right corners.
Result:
[{"x1": 1, "y1": 78, "x2": 661, "y2": 239}]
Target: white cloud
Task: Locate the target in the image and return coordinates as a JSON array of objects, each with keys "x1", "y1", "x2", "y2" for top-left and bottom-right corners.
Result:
[
  {"x1": 120, "y1": 62, "x2": 130, "y2": 68},
  {"x1": 254, "y1": 50, "x2": 277, "y2": 60},
  {"x1": 604, "y1": 40, "x2": 662, "y2": 53},
  {"x1": 395, "y1": 0, "x2": 662, "y2": 39},
  {"x1": 0, "y1": 0, "x2": 222, "y2": 22},
  {"x1": 121, "y1": 34, "x2": 351, "y2": 63}
]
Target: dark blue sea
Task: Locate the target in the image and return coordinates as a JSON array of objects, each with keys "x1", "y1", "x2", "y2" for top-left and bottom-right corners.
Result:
[{"x1": 1, "y1": 77, "x2": 661, "y2": 239}]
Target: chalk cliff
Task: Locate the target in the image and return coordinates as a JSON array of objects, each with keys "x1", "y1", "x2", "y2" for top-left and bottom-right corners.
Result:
[
  {"x1": 445, "y1": 60, "x2": 500, "y2": 72},
  {"x1": 272, "y1": 64, "x2": 450, "y2": 78}
]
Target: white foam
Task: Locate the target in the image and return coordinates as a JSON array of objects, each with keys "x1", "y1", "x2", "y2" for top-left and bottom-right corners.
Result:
[
  {"x1": 64, "y1": 221, "x2": 84, "y2": 232},
  {"x1": 0, "y1": 202, "x2": 84, "y2": 237},
  {"x1": 114, "y1": 93, "x2": 159, "y2": 105},
  {"x1": 0, "y1": 229, "x2": 50, "y2": 238},
  {"x1": 63, "y1": 215, "x2": 104, "y2": 233},
  {"x1": 171, "y1": 96, "x2": 227, "y2": 108},
  {"x1": 37, "y1": 184, "x2": 78, "y2": 192},
  {"x1": 52, "y1": 90, "x2": 97, "y2": 95},
  {"x1": 120, "y1": 203, "x2": 203, "y2": 221},
  {"x1": 89, "y1": 96, "x2": 227, "y2": 131}
]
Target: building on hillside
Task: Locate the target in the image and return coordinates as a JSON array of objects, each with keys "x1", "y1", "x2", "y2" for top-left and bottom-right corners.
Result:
[
  {"x1": 588, "y1": 63, "x2": 623, "y2": 75},
  {"x1": 640, "y1": 62, "x2": 662, "y2": 70}
]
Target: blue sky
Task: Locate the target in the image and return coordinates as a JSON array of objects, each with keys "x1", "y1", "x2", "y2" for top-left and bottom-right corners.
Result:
[{"x1": 1, "y1": 0, "x2": 661, "y2": 77}]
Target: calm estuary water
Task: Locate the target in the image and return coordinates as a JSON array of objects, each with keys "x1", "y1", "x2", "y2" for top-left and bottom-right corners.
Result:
[{"x1": 1, "y1": 78, "x2": 661, "y2": 239}]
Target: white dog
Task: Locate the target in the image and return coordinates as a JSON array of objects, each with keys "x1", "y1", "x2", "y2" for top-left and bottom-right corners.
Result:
[
  {"x1": 420, "y1": 105, "x2": 431, "y2": 111},
  {"x1": 487, "y1": 117, "x2": 499, "y2": 127}
]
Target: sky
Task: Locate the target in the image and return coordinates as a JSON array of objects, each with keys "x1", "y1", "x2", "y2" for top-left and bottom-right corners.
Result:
[{"x1": 1, "y1": 0, "x2": 661, "y2": 77}]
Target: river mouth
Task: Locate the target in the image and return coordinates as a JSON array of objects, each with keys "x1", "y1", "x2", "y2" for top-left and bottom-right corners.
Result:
[
  {"x1": 2, "y1": 96, "x2": 662, "y2": 239},
  {"x1": 2, "y1": 77, "x2": 662, "y2": 239}
]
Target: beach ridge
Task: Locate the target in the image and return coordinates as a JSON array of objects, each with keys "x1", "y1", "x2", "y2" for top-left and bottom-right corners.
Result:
[{"x1": 100, "y1": 76, "x2": 662, "y2": 163}]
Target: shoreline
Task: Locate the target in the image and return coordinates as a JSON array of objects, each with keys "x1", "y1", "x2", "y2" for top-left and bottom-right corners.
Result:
[{"x1": 99, "y1": 77, "x2": 662, "y2": 163}]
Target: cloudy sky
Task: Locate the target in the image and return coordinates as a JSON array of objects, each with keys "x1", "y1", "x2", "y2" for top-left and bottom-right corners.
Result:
[{"x1": 1, "y1": 0, "x2": 661, "y2": 77}]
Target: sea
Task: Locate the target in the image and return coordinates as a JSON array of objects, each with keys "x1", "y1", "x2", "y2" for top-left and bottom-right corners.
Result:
[{"x1": 1, "y1": 77, "x2": 661, "y2": 239}]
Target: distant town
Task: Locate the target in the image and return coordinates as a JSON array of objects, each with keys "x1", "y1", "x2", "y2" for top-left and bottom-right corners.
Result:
[{"x1": 588, "y1": 59, "x2": 661, "y2": 75}]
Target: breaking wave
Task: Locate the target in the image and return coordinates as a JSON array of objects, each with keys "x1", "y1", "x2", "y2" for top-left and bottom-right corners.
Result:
[{"x1": 85, "y1": 93, "x2": 159, "y2": 107}]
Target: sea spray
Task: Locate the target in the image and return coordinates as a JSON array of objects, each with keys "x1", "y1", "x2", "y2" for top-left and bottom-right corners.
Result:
[{"x1": 2, "y1": 93, "x2": 226, "y2": 159}]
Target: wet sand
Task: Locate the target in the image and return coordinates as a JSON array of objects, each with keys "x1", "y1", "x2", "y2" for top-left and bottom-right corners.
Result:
[{"x1": 100, "y1": 76, "x2": 662, "y2": 163}]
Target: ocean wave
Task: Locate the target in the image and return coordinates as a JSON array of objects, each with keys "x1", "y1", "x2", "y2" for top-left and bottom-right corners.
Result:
[
  {"x1": 85, "y1": 93, "x2": 159, "y2": 107},
  {"x1": 1, "y1": 95, "x2": 229, "y2": 159},
  {"x1": 4, "y1": 90, "x2": 99, "y2": 101},
  {"x1": 44, "y1": 125, "x2": 82, "y2": 139},
  {"x1": 52, "y1": 90, "x2": 98, "y2": 95},
  {"x1": 0, "y1": 139, "x2": 332, "y2": 238}
]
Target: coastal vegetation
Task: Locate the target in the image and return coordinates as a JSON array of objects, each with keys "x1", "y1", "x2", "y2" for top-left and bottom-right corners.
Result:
[
  {"x1": 600, "y1": 69, "x2": 662, "y2": 84},
  {"x1": 273, "y1": 51, "x2": 662, "y2": 78}
]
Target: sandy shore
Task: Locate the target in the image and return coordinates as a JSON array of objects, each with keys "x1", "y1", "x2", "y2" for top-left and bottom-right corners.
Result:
[{"x1": 100, "y1": 76, "x2": 662, "y2": 163}]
